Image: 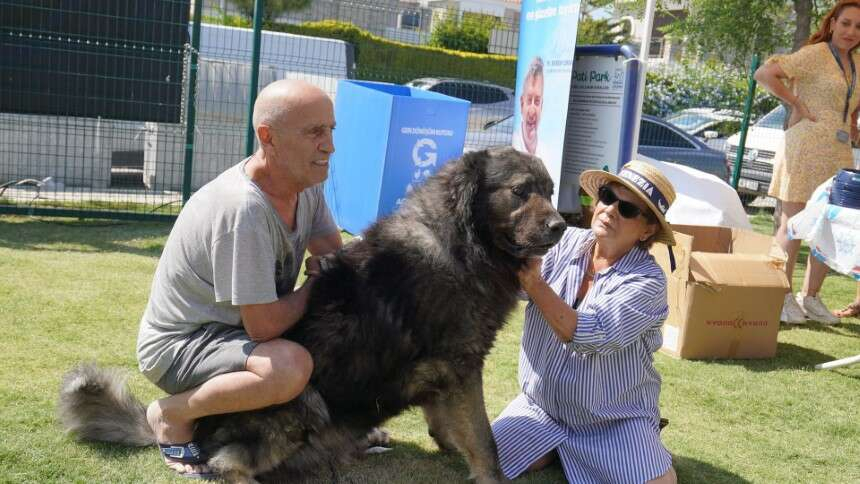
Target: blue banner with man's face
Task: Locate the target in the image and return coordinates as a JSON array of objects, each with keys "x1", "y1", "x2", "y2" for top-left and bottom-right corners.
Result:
[{"x1": 512, "y1": 0, "x2": 581, "y2": 211}]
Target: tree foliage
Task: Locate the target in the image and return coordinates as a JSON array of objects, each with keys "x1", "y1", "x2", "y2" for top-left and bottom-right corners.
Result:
[
  {"x1": 658, "y1": 0, "x2": 843, "y2": 69},
  {"x1": 577, "y1": 17, "x2": 632, "y2": 45},
  {"x1": 231, "y1": 0, "x2": 312, "y2": 22},
  {"x1": 579, "y1": 0, "x2": 615, "y2": 19},
  {"x1": 576, "y1": 0, "x2": 632, "y2": 45},
  {"x1": 663, "y1": 0, "x2": 793, "y2": 69},
  {"x1": 644, "y1": 61, "x2": 778, "y2": 119},
  {"x1": 428, "y1": 10, "x2": 500, "y2": 54}
]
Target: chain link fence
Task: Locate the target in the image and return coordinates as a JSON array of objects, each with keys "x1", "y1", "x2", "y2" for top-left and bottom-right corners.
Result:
[
  {"x1": 0, "y1": 0, "x2": 523, "y2": 220},
  {"x1": 1, "y1": 0, "x2": 192, "y2": 219},
  {"x1": 1, "y1": 0, "x2": 787, "y2": 222}
]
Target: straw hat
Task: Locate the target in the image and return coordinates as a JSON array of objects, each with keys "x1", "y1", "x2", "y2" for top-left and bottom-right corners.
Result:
[{"x1": 580, "y1": 160, "x2": 677, "y2": 246}]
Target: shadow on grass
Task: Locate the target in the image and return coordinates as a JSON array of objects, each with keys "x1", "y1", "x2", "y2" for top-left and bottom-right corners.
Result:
[
  {"x1": 73, "y1": 439, "x2": 748, "y2": 483},
  {"x1": 0, "y1": 216, "x2": 170, "y2": 257},
  {"x1": 73, "y1": 438, "x2": 562, "y2": 484},
  {"x1": 708, "y1": 342, "x2": 838, "y2": 372},
  {"x1": 674, "y1": 454, "x2": 752, "y2": 484},
  {"x1": 796, "y1": 320, "x2": 860, "y2": 338},
  {"x1": 300, "y1": 440, "x2": 567, "y2": 484},
  {"x1": 832, "y1": 366, "x2": 860, "y2": 380},
  {"x1": 326, "y1": 445, "x2": 744, "y2": 484},
  {"x1": 79, "y1": 440, "x2": 153, "y2": 459}
]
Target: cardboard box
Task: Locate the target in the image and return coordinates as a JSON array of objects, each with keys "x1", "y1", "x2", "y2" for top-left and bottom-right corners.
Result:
[{"x1": 649, "y1": 225, "x2": 790, "y2": 359}]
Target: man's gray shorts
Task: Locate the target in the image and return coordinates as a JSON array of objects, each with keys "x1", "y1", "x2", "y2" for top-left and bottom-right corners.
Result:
[{"x1": 156, "y1": 322, "x2": 258, "y2": 395}]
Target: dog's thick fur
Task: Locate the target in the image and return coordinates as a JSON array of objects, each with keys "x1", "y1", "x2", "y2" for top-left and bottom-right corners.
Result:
[{"x1": 59, "y1": 147, "x2": 565, "y2": 483}]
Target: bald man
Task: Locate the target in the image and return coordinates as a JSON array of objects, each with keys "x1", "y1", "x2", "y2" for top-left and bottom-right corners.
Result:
[{"x1": 137, "y1": 80, "x2": 342, "y2": 478}]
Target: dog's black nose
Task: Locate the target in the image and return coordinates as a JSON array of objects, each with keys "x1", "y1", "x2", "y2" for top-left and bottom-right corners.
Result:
[{"x1": 546, "y1": 216, "x2": 566, "y2": 237}]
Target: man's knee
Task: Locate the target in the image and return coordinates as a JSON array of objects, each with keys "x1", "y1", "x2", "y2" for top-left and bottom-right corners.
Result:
[{"x1": 248, "y1": 339, "x2": 313, "y2": 399}]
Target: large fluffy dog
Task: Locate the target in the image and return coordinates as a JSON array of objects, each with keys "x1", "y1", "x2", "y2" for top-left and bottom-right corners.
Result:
[{"x1": 59, "y1": 147, "x2": 565, "y2": 483}]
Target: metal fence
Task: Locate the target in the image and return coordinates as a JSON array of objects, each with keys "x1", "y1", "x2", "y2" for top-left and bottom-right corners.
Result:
[
  {"x1": 1, "y1": 0, "x2": 192, "y2": 219},
  {"x1": 0, "y1": 0, "x2": 785, "y2": 221},
  {"x1": 0, "y1": 0, "x2": 520, "y2": 220}
]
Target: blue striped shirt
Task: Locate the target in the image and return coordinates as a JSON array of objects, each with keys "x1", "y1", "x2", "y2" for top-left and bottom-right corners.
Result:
[{"x1": 492, "y1": 227, "x2": 672, "y2": 483}]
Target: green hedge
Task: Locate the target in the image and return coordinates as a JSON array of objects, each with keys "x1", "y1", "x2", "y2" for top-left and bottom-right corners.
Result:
[
  {"x1": 269, "y1": 20, "x2": 516, "y2": 87},
  {"x1": 201, "y1": 16, "x2": 773, "y2": 124},
  {"x1": 202, "y1": 15, "x2": 516, "y2": 87}
]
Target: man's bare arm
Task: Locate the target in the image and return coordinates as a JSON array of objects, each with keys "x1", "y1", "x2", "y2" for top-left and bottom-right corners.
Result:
[
  {"x1": 307, "y1": 231, "x2": 343, "y2": 256},
  {"x1": 240, "y1": 232, "x2": 341, "y2": 342},
  {"x1": 239, "y1": 277, "x2": 318, "y2": 342}
]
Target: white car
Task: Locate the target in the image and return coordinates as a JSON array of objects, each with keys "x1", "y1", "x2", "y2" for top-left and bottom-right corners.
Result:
[
  {"x1": 725, "y1": 105, "x2": 860, "y2": 196},
  {"x1": 405, "y1": 78, "x2": 515, "y2": 131}
]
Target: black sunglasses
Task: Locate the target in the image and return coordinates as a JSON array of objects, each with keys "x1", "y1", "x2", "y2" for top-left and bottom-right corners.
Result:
[{"x1": 597, "y1": 185, "x2": 646, "y2": 219}]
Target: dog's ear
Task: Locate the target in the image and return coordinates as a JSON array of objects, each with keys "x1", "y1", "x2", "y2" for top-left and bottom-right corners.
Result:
[{"x1": 447, "y1": 150, "x2": 486, "y2": 228}]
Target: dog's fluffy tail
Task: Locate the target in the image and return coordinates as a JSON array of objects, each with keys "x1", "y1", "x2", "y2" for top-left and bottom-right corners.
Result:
[{"x1": 58, "y1": 363, "x2": 155, "y2": 446}]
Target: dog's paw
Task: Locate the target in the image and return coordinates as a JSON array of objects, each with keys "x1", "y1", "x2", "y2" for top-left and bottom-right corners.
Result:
[
  {"x1": 363, "y1": 427, "x2": 392, "y2": 454},
  {"x1": 365, "y1": 427, "x2": 390, "y2": 447}
]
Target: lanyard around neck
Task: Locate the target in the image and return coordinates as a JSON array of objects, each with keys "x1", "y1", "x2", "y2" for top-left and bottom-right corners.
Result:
[{"x1": 828, "y1": 42, "x2": 857, "y2": 123}]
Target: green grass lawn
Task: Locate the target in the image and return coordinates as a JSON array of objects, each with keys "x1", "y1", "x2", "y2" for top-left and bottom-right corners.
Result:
[{"x1": 0, "y1": 214, "x2": 857, "y2": 483}]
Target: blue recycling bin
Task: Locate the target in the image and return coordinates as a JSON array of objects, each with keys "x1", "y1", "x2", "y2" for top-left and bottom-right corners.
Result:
[{"x1": 324, "y1": 80, "x2": 470, "y2": 234}]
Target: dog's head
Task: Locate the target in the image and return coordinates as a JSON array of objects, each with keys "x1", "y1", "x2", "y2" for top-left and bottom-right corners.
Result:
[{"x1": 448, "y1": 146, "x2": 566, "y2": 259}]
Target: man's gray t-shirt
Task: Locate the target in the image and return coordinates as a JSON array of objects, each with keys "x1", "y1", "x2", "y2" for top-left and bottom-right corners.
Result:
[{"x1": 136, "y1": 159, "x2": 338, "y2": 383}]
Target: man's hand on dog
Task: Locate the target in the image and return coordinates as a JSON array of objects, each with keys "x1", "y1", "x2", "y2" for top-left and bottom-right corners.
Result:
[
  {"x1": 305, "y1": 254, "x2": 337, "y2": 278},
  {"x1": 305, "y1": 255, "x2": 324, "y2": 278}
]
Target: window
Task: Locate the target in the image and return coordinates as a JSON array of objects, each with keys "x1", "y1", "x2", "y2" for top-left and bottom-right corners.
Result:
[
  {"x1": 639, "y1": 120, "x2": 694, "y2": 148},
  {"x1": 665, "y1": 113, "x2": 712, "y2": 132},
  {"x1": 755, "y1": 106, "x2": 786, "y2": 129},
  {"x1": 429, "y1": 82, "x2": 457, "y2": 97},
  {"x1": 458, "y1": 83, "x2": 479, "y2": 103},
  {"x1": 648, "y1": 38, "x2": 664, "y2": 59},
  {"x1": 428, "y1": 81, "x2": 509, "y2": 104},
  {"x1": 432, "y1": 82, "x2": 479, "y2": 103},
  {"x1": 400, "y1": 11, "x2": 421, "y2": 29},
  {"x1": 476, "y1": 86, "x2": 508, "y2": 104}
]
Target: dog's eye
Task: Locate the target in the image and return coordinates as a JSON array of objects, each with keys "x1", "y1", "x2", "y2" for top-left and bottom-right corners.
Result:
[{"x1": 511, "y1": 185, "x2": 526, "y2": 198}]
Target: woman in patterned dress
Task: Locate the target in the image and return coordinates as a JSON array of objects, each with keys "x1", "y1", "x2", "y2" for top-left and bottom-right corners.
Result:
[
  {"x1": 491, "y1": 161, "x2": 677, "y2": 483},
  {"x1": 754, "y1": 0, "x2": 860, "y2": 325}
]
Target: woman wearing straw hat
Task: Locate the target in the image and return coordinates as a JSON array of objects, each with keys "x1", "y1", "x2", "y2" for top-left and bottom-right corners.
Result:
[{"x1": 491, "y1": 160, "x2": 677, "y2": 484}]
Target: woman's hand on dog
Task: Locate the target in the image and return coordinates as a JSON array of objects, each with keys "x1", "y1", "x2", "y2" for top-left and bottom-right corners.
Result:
[{"x1": 517, "y1": 257, "x2": 543, "y2": 293}]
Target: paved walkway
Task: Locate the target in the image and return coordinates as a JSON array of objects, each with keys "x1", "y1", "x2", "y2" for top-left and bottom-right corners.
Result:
[{"x1": 0, "y1": 185, "x2": 183, "y2": 213}]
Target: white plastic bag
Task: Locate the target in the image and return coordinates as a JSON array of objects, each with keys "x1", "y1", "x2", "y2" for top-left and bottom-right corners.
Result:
[{"x1": 788, "y1": 178, "x2": 860, "y2": 281}]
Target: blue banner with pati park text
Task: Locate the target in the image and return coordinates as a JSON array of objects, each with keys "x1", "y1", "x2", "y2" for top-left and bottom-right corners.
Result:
[{"x1": 512, "y1": 0, "x2": 581, "y2": 211}]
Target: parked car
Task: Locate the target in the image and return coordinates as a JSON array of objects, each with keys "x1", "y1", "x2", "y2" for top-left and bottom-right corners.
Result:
[
  {"x1": 638, "y1": 114, "x2": 730, "y2": 181},
  {"x1": 724, "y1": 106, "x2": 785, "y2": 196},
  {"x1": 463, "y1": 115, "x2": 514, "y2": 153},
  {"x1": 405, "y1": 77, "x2": 515, "y2": 131},
  {"x1": 725, "y1": 105, "x2": 860, "y2": 197},
  {"x1": 464, "y1": 114, "x2": 730, "y2": 181},
  {"x1": 666, "y1": 108, "x2": 743, "y2": 137},
  {"x1": 665, "y1": 108, "x2": 742, "y2": 152}
]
